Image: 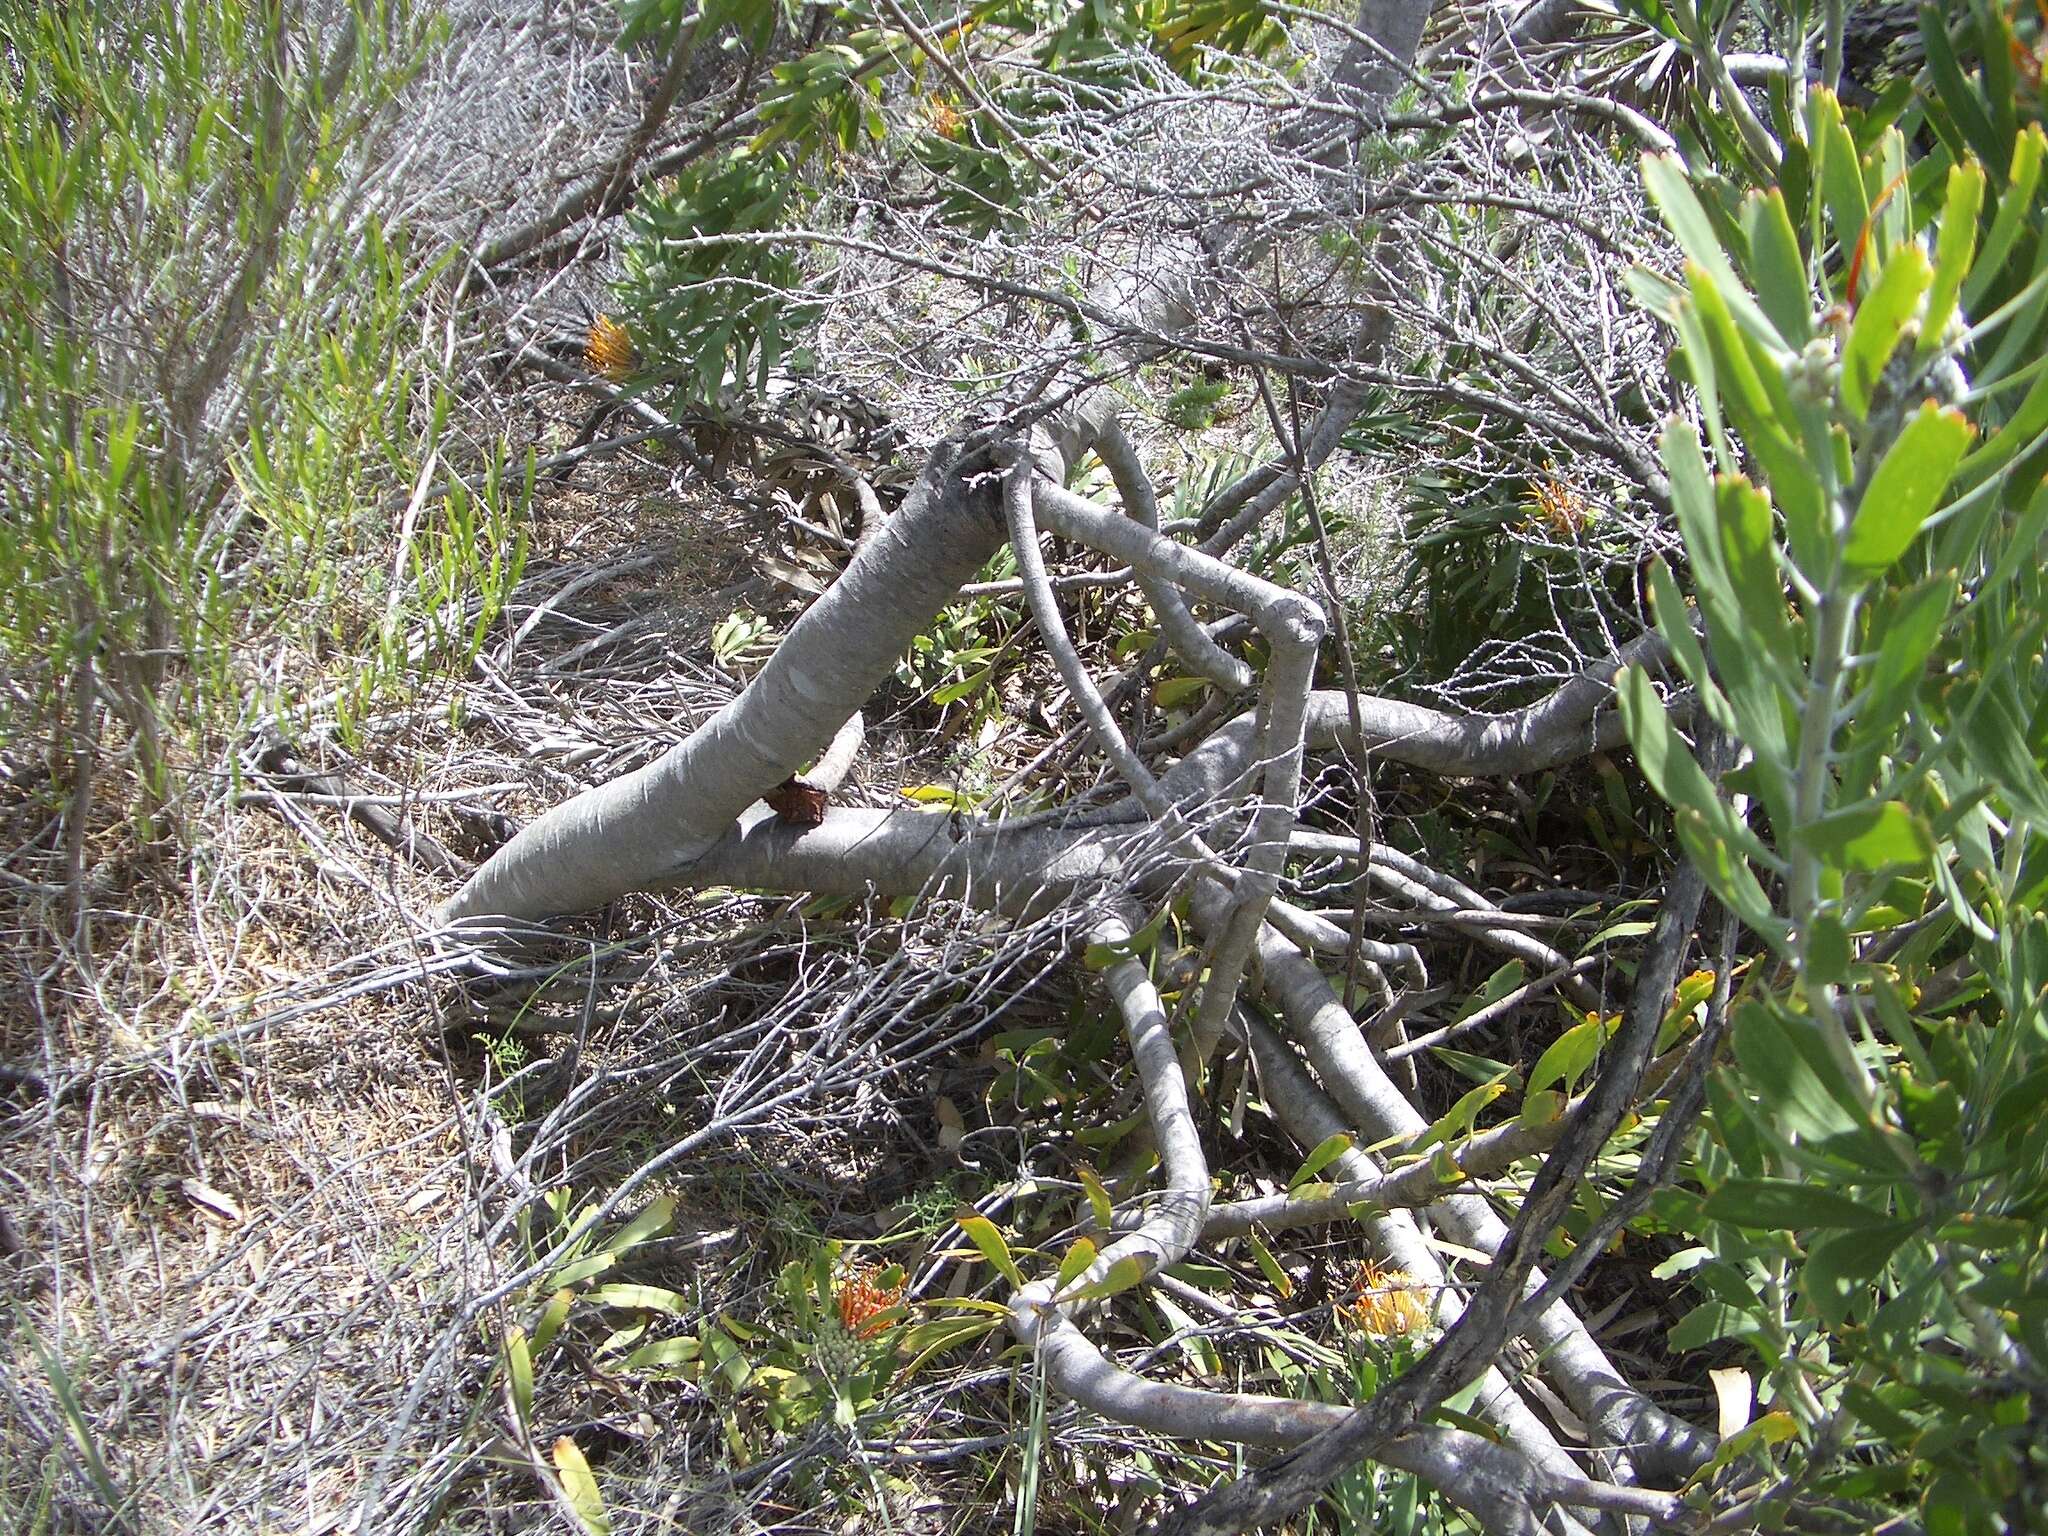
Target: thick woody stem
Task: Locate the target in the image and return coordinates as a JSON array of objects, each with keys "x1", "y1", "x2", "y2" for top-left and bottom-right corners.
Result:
[
  {"x1": 1235, "y1": 1012, "x2": 1593, "y2": 1494},
  {"x1": 1192, "y1": 1040, "x2": 1686, "y2": 1239},
  {"x1": 1028, "y1": 481, "x2": 1326, "y2": 1050},
  {"x1": 1097, "y1": 419, "x2": 1253, "y2": 691},
  {"x1": 444, "y1": 434, "x2": 1008, "y2": 921},
  {"x1": 1233, "y1": 894, "x2": 1714, "y2": 1482},
  {"x1": 1008, "y1": 924, "x2": 1669, "y2": 1536}
]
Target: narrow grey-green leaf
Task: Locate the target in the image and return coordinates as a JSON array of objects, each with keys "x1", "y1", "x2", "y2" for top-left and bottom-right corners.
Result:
[
  {"x1": 1741, "y1": 186, "x2": 1813, "y2": 344},
  {"x1": 1844, "y1": 402, "x2": 1974, "y2": 578},
  {"x1": 1793, "y1": 801, "x2": 1936, "y2": 871},
  {"x1": 1704, "y1": 1178, "x2": 1894, "y2": 1230},
  {"x1": 1642, "y1": 153, "x2": 1786, "y2": 348}
]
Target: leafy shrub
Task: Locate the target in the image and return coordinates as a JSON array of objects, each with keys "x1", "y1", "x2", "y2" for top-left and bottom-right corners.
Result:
[
  {"x1": 1616, "y1": 13, "x2": 2048, "y2": 1528},
  {"x1": 0, "y1": 0, "x2": 525, "y2": 830}
]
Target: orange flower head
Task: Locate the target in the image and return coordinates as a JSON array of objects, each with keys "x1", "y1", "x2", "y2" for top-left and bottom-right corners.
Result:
[
  {"x1": 927, "y1": 96, "x2": 965, "y2": 140},
  {"x1": 584, "y1": 314, "x2": 635, "y2": 381},
  {"x1": 836, "y1": 1262, "x2": 904, "y2": 1339},
  {"x1": 1527, "y1": 462, "x2": 1590, "y2": 538},
  {"x1": 1347, "y1": 1260, "x2": 1430, "y2": 1337}
]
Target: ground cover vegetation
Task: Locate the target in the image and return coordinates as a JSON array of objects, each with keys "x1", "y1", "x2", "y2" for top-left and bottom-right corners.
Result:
[{"x1": 3, "y1": 0, "x2": 2046, "y2": 1532}]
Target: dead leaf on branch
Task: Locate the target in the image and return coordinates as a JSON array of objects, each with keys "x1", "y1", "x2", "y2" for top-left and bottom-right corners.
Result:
[{"x1": 765, "y1": 776, "x2": 830, "y2": 826}]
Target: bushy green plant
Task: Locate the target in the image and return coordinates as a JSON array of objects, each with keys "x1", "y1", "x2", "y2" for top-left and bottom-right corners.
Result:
[
  {"x1": 0, "y1": 0, "x2": 525, "y2": 833},
  {"x1": 609, "y1": 0, "x2": 1297, "y2": 392},
  {"x1": 1616, "y1": 18, "x2": 2048, "y2": 1529},
  {"x1": 617, "y1": 147, "x2": 823, "y2": 405}
]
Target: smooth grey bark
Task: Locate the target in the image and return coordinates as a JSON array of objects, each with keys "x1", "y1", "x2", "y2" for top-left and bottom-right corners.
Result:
[
  {"x1": 1097, "y1": 420, "x2": 1254, "y2": 691},
  {"x1": 1152, "y1": 868, "x2": 1715, "y2": 1535},
  {"x1": 442, "y1": 614, "x2": 1669, "y2": 924},
  {"x1": 1238, "y1": 1013, "x2": 1593, "y2": 1493},
  {"x1": 443, "y1": 433, "x2": 1006, "y2": 920},
  {"x1": 1238, "y1": 896, "x2": 1719, "y2": 1484},
  {"x1": 1315, "y1": 0, "x2": 1436, "y2": 129},
  {"x1": 445, "y1": 0, "x2": 1428, "y2": 928},
  {"x1": 1156, "y1": 631, "x2": 1671, "y2": 811}
]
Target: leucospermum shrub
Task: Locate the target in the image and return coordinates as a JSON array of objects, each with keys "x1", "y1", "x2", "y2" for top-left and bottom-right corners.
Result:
[{"x1": 1616, "y1": 8, "x2": 2048, "y2": 1527}]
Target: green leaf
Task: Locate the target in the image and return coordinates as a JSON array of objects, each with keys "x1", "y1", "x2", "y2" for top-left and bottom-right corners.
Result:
[
  {"x1": 1965, "y1": 122, "x2": 2046, "y2": 312},
  {"x1": 1618, "y1": 666, "x2": 1777, "y2": 870},
  {"x1": 955, "y1": 1209, "x2": 1024, "y2": 1289},
  {"x1": 1956, "y1": 354, "x2": 2048, "y2": 494},
  {"x1": 1154, "y1": 675, "x2": 1209, "y2": 709},
  {"x1": 1957, "y1": 669, "x2": 2048, "y2": 827},
  {"x1": 1793, "y1": 801, "x2": 1937, "y2": 871},
  {"x1": 532, "y1": 1288, "x2": 575, "y2": 1357},
  {"x1": 1809, "y1": 89, "x2": 1872, "y2": 273},
  {"x1": 1670, "y1": 293, "x2": 1731, "y2": 465},
  {"x1": 1674, "y1": 809, "x2": 1785, "y2": 942},
  {"x1": 901, "y1": 784, "x2": 979, "y2": 811},
  {"x1": 1919, "y1": 9, "x2": 2005, "y2": 200},
  {"x1": 620, "y1": 1335, "x2": 703, "y2": 1371},
  {"x1": 1703, "y1": 1178, "x2": 1895, "y2": 1229},
  {"x1": 1943, "y1": 1215, "x2": 2037, "y2": 1257},
  {"x1": 898, "y1": 1314, "x2": 1004, "y2": 1378},
  {"x1": 1452, "y1": 961, "x2": 1525, "y2": 1024},
  {"x1": 1658, "y1": 966, "x2": 1719, "y2": 1052},
  {"x1": 1643, "y1": 153, "x2": 1787, "y2": 348},
  {"x1": 1921, "y1": 158, "x2": 1986, "y2": 354},
  {"x1": 1646, "y1": 556, "x2": 1737, "y2": 734},
  {"x1": 1083, "y1": 903, "x2": 1173, "y2": 971},
  {"x1": 1842, "y1": 242, "x2": 1933, "y2": 418},
  {"x1": 1625, "y1": 263, "x2": 1688, "y2": 323},
  {"x1": 598, "y1": 1204, "x2": 679, "y2": 1261},
  {"x1": 1076, "y1": 1162, "x2": 1114, "y2": 1230},
  {"x1": 1741, "y1": 186, "x2": 1813, "y2": 344},
  {"x1": 593, "y1": 1322, "x2": 648, "y2": 1358},
  {"x1": 1852, "y1": 572, "x2": 1957, "y2": 753},
  {"x1": 1714, "y1": 474, "x2": 1799, "y2": 677},
  {"x1": 1408, "y1": 1070, "x2": 1513, "y2": 1156},
  {"x1": 1690, "y1": 1411, "x2": 1801, "y2": 1483},
  {"x1": 1054, "y1": 1238, "x2": 1098, "y2": 1294},
  {"x1": 506, "y1": 1326, "x2": 533, "y2": 1427},
  {"x1": 1660, "y1": 432, "x2": 1798, "y2": 779},
  {"x1": 1690, "y1": 264, "x2": 1800, "y2": 443},
  {"x1": 1245, "y1": 1230, "x2": 1295, "y2": 1298},
  {"x1": 1429, "y1": 1046, "x2": 1516, "y2": 1085},
  {"x1": 700, "y1": 1327, "x2": 753, "y2": 1393},
  {"x1": 1807, "y1": 911, "x2": 1852, "y2": 985},
  {"x1": 1061, "y1": 1254, "x2": 1149, "y2": 1303},
  {"x1": 1804, "y1": 1221, "x2": 1917, "y2": 1325},
  {"x1": 1528, "y1": 1016, "x2": 1613, "y2": 1098},
  {"x1": 587, "y1": 1283, "x2": 688, "y2": 1314},
  {"x1": 553, "y1": 1435, "x2": 612, "y2": 1536},
  {"x1": 1290, "y1": 1132, "x2": 1354, "y2": 1189},
  {"x1": 1980, "y1": 476, "x2": 2048, "y2": 598},
  {"x1": 547, "y1": 1252, "x2": 616, "y2": 1289},
  {"x1": 1585, "y1": 918, "x2": 1654, "y2": 946},
  {"x1": 1670, "y1": 1296, "x2": 1771, "y2": 1351},
  {"x1": 1844, "y1": 403, "x2": 1974, "y2": 577},
  {"x1": 1730, "y1": 1000, "x2": 1875, "y2": 1151},
  {"x1": 931, "y1": 665, "x2": 992, "y2": 705}
]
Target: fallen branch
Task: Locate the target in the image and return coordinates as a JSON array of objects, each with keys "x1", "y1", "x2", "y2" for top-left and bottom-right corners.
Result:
[
  {"x1": 1152, "y1": 860, "x2": 1714, "y2": 1533},
  {"x1": 250, "y1": 731, "x2": 466, "y2": 876}
]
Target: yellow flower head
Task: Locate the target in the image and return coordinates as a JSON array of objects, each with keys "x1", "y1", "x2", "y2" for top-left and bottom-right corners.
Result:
[
  {"x1": 1347, "y1": 1260, "x2": 1431, "y2": 1337},
  {"x1": 584, "y1": 314, "x2": 635, "y2": 381},
  {"x1": 927, "y1": 96, "x2": 965, "y2": 140},
  {"x1": 1526, "y1": 462, "x2": 1590, "y2": 538}
]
